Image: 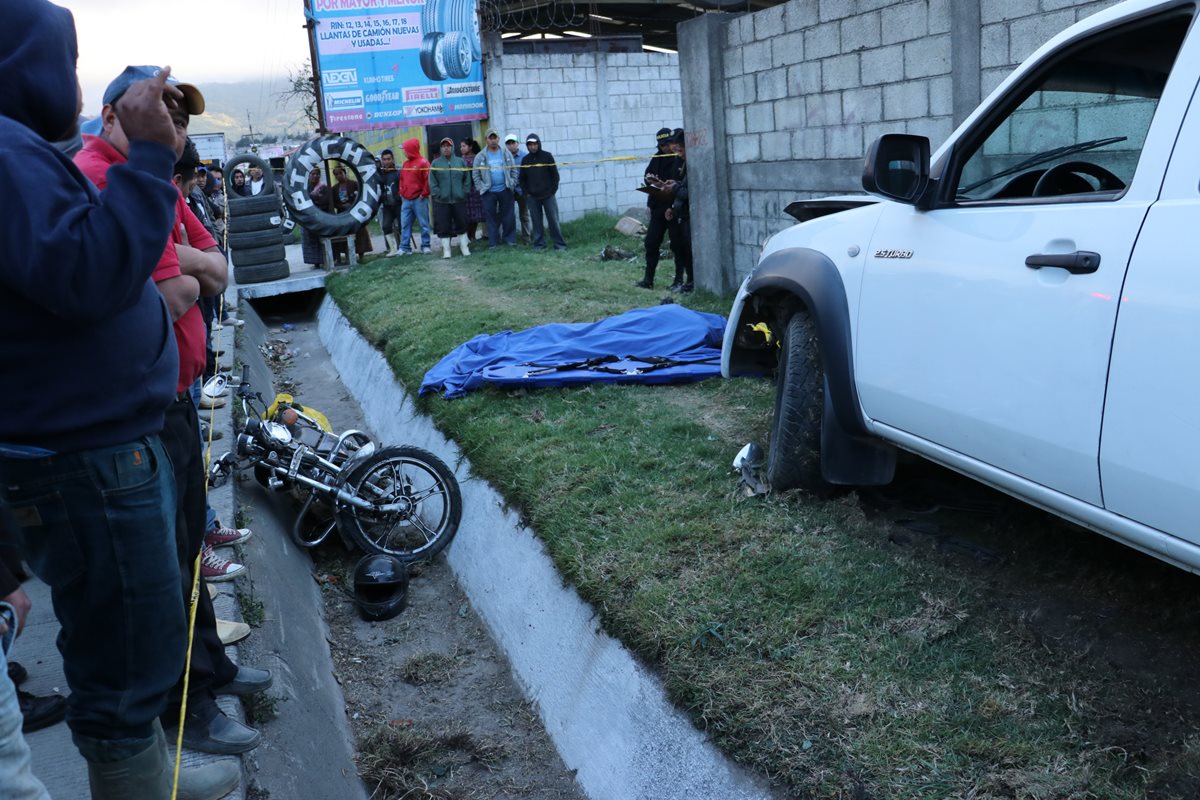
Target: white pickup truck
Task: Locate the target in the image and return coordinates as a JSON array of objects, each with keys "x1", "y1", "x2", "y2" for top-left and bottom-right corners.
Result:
[{"x1": 722, "y1": 0, "x2": 1200, "y2": 572}]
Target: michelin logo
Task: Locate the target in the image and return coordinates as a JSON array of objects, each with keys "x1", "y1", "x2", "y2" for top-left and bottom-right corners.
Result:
[
  {"x1": 322, "y1": 68, "x2": 358, "y2": 87},
  {"x1": 326, "y1": 90, "x2": 365, "y2": 110}
]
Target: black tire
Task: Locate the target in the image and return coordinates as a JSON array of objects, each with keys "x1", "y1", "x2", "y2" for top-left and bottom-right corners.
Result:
[
  {"x1": 767, "y1": 311, "x2": 827, "y2": 492},
  {"x1": 227, "y1": 193, "x2": 281, "y2": 216},
  {"x1": 228, "y1": 211, "x2": 283, "y2": 234},
  {"x1": 421, "y1": 0, "x2": 439, "y2": 38},
  {"x1": 234, "y1": 259, "x2": 290, "y2": 285},
  {"x1": 281, "y1": 136, "x2": 383, "y2": 236},
  {"x1": 223, "y1": 152, "x2": 277, "y2": 195},
  {"x1": 231, "y1": 243, "x2": 287, "y2": 267},
  {"x1": 440, "y1": 30, "x2": 471, "y2": 79},
  {"x1": 420, "y1": 32, "x2": 446, "y2": 81},
  {"x1": 228, "y1": 228, "x2": 284, "y2": 250},
  {"x1": 336, "y1": 446, "x2": 462, "y2": 561}
]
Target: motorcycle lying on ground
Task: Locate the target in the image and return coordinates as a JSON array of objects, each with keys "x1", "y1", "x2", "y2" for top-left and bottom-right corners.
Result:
[{"x1": 208, "y1": 367, "x2": 462, "y2": 561}]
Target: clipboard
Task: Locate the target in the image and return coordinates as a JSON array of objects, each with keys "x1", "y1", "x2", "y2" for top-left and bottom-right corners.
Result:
[{"x1": 637, "y1": 184, "x2": 675, "y2": 202}]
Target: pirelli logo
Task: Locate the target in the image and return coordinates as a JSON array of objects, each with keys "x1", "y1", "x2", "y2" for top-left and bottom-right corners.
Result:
[{"x1": 874, "y1": 249, "x2": 913, "y2": 259}]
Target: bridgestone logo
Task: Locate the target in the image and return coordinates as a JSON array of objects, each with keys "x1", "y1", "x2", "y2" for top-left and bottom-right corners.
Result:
[{"x1": 443, "y1": 82, "x2": 483, "y2": 97}]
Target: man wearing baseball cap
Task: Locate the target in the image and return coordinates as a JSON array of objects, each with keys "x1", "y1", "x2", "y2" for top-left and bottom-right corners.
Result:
[
  {"x1": 471, "y1": 129, "x2": 518, "y2": 247},
  {"x1": 504, "y1": 133, "x2": 532, "y2": 243},
  {"x1": 429, "y1": 136, "x2": 472, "y2": 258},
  {"x1": 77, "y1": 63, "x2": 257, "y2": 796},
  {"x1": 0, "y1": 4, "x2": 234, "y2": 798}
]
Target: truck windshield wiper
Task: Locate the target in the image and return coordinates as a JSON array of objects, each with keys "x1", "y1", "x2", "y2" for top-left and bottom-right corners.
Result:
[{"x1": 959, "y1": 135, "x2": 1127, "y2": 195}]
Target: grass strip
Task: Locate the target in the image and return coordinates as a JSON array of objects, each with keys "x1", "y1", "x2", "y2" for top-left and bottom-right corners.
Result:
[{"x1": 327, "y1": 213, "x2": 1185, "y2": 798}]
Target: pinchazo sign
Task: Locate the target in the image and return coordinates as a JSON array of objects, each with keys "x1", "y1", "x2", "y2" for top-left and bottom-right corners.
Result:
[{"x1": 307, "y1": 0, "x2": 487, "y2": 131}]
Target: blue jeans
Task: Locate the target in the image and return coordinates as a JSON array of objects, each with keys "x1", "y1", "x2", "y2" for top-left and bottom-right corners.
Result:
[
  {"x1": 0, "y1": 643, "x2": 49, "y2": 799},
  {"x1": 399, "y1": 197, "x2": 431, "y2": 252},
  {"x1": 0, "y1": 436, "x2": 186, "y2": 760},
  {"x1": 527, "y1": 194, "x2": 566, "y2": 250},
  {"x1": 481, "y1": 188, "x2": 516, "y2": 246}
]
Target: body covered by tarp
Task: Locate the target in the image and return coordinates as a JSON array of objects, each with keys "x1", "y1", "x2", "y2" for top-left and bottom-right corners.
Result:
[{"x1": 419, "y1": 304, "x2": 726, "y2": 399}]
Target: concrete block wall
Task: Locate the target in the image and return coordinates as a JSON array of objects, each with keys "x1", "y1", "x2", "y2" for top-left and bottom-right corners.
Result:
[
  {"x1": 682, "y1": 0, "x2": 1125, "y2": 289},
  {"x1": 484, "y1": 45, "x2": 683, "y2": 221}
]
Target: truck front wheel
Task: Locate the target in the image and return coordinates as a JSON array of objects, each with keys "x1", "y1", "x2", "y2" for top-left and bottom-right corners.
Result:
[{"x1": 767, "y1": 311, "x2": 827, "y2": 492}]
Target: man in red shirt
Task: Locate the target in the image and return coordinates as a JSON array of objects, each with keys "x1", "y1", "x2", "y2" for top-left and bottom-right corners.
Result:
[{"x1": 76, "y1": 66, "x2": 270, "y2": 768}]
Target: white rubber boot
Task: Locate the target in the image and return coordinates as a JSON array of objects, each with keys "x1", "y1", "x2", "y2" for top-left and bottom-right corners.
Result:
[
  {"x1": 442, "y1": 238, "x2": 452, "y2": 259},
  {"x1": 458, "y1": 233, "x2": 470, "y2": 256}
]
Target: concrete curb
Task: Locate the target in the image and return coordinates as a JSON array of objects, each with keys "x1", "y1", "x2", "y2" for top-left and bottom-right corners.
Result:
[{"x1": 316, "y1": 296, "x2": 773, "y2": 800}]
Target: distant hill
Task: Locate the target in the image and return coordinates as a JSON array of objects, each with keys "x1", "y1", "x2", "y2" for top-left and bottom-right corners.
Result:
[{"x1": 187, "y1": 75, "x2": 316, "y2": 142}]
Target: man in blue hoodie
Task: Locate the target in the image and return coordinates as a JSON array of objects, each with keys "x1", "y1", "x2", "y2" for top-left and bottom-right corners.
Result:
[{"x1": 0, "y1": 2, "x2": 205, "y2": 797}]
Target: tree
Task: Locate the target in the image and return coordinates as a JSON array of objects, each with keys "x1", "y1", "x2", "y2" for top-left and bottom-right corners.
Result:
[{"x1": 282, "y1": 59, "x2": 321, "y2": 132}]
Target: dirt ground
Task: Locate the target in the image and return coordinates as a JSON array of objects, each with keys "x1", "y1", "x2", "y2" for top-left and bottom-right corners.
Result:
[{"x1": 252, "y1": 303, "x2": 585, "y2": 800}]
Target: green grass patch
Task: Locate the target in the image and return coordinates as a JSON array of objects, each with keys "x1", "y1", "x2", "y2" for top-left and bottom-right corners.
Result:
[{"x1": 326, "y1": 213, "x2": 1175, "y2": 798}]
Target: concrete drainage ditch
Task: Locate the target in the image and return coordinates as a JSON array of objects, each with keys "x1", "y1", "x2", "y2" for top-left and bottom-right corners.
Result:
[{"x1": 236, "y1": 287, "x2": 773, "y2": 800}]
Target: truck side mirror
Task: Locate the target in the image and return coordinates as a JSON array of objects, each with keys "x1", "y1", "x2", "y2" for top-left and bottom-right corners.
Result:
[{"x1": 862, "y1": 134, "x2": 931, "y2": 205}]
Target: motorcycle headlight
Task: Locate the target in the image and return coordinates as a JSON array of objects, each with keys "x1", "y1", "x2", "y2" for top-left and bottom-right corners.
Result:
[{"x1": 263, "y1": 421, "x2": 293, "y2": 446}]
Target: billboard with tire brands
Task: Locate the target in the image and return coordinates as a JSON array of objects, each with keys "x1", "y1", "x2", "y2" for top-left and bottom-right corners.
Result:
[{"x1": 306, "y1": 0, "x2": 487, "y2": 132}]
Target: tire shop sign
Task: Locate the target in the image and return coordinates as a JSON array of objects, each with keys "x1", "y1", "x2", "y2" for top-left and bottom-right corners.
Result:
[{"x1": 307, "y1": 0, "x2": 487, "y2": 131}]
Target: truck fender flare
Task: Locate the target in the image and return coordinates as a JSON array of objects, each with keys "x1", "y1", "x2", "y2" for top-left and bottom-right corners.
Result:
[{"x1": 747, "y1": 247, "x2": 867, "y2": 437}]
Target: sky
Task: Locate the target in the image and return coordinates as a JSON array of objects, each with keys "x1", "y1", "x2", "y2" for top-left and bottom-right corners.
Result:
[{"x1": 58, "y1": 0, "x2": 312, "y2": 118}]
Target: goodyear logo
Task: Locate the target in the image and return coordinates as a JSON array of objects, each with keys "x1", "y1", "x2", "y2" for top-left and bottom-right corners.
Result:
[{"x1": 322, "y1": 68, "x2": 358, "y2": 87}]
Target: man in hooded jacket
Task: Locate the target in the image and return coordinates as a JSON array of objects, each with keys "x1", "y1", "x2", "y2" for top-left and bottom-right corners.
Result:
[
  {"x1": 519, "y1": 133, "x2": 566, "y2": 251},
  {"x1": 0, "y1": 3, "x2": 237, "y2": 797},
  {"x1": 398, "y1": 137, "x2": 432, "y2": 254}
]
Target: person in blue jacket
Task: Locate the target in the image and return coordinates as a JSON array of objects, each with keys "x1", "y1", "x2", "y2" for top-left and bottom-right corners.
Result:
[{"x1": 0, "y1": 2, "x2": 210, "y2": 797}]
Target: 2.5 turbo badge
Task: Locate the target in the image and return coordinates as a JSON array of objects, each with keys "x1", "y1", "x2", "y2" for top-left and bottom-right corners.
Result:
[{"x1": 874, "y1": 249, "x2": 914, "y2": 259}]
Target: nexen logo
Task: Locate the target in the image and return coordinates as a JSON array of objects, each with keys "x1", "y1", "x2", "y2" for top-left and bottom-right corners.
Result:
[{"x1": 323, "y1": 69, "x2": 358, "y2": 87}]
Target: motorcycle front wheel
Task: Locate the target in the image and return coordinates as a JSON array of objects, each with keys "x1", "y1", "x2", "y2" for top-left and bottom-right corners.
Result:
[{"x1": 335, "y1": 446, "x2": 462, "y2": 561}]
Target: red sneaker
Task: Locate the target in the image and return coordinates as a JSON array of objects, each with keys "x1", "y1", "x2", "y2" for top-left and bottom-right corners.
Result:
[
  {"x1": 204, "y1": 525, "x2": 253, "y2": 548},
  {"x1": 201, "y1": 546, "x2": 245, "y2": 582}
]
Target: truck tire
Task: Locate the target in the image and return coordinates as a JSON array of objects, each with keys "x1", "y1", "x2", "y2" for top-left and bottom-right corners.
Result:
[
  {"x1": 440, "y1": 30, "x2": 472, "y2": 79},
  {"x1": 234, "y1": 259, "x2": 290, "y2": 285},
  {"x1": 420, "y1": 32, "x2": 446, "y2": 81},
  {"x1": 767, "y1": 311, "x2": 827, "y2": 493},
  {"x1": 228, "y1": 211, "x2": 282, "y2": 234},
  {"x1": 227, "y1": 228, "x2": 284, "y2": 250},
  {"x1": 231, "y1": 243, "x2": 287, "y2": 267},
  {"x1": 224, "y1": 153, "x2": 277, "y2": 195},
  {"x1": 227, "y1": 193, "x2": 281, "y2": 216},
  {"x1": 281, "y1": 136, "x2": 382, "y2": 237}
]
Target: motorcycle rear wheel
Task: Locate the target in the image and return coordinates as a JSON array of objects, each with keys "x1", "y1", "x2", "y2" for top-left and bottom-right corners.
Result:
[{"x1": 335, "y1": 446, "x2": 462, "y2": 561}]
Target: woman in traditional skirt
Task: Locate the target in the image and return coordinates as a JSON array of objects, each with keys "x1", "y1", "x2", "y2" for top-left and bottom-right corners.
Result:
[
  {"x1": 460, "y1": 138, "x2": 485, "y2": 240},
  {"x1": 301, "y1": 167, "x2": 331, "y2": 267}
]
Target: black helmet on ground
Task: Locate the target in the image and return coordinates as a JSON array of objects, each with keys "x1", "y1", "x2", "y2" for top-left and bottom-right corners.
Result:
[{"x1": 353, "y1": 554, "x2": 409, "y2": 621}]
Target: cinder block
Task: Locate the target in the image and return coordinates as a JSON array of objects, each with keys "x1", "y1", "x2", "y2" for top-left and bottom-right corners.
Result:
[
  {"x1": 842, "y1": 85, "x2": 883, "y2": 123},
  {"x1": 757, "y1": 69, "x2": 789, "y2": 101},
  {"x1": 761, "y1": 131, "x2": 792, "y2": 161},
  {"x1": 804, "y1": 91, "x2": 842, "y2": 126},
  {"x1": 980, "y1": 23, "x2": 1010, "y2": 69},
  {"x1": 841, "y1": 10, "x2": 882, "y2": 51},
  {"x1": 774, "y1": 96, "x2": 805, "y2": 130},
  {"x1": 724, "y1": 46, "x2": 745, "y2": 79},
  {"x1": 725, "y1": 17, "x2": 743, "y2": 48},
  {"x1": 907, "y1": 114, "x2": 954, "y2": 148},
  {"x1": 881, "y1": 1, "x2": 928, "y2": 45},
  {"x1": 929, "y1": 75, "x2": 953, "y2": 117},
  {"x1": 728, "y1": 74, "x2": 755, "y2": 106},
  {"x1": 732, "y1": 134, "x2": 761, "y2": 163},
  {"x1": 804, "y1": 21, "x2": 841, "y2": 60},
  {"x1": 738, "y1": 14, "x2": 756, "y2": 45},
  {"x1": 825, "y1": 124, "x2": 864, "y2": 158},
  {"x1": 732, "y1": 190, "x2": 751, "y2": 217},
  {"x1": 784, "y1": 0, "x2": 819, "y2": 32},
  {"x1": 819, "y1": 0, "x2": 856, "y2": 22},
  {"x1": 743, "y1": 40, "x2": 773, "y2": 72},
  {"x1": 904, "y1": 34, "x2": 950, "y2": 78},
  {"x1": 771, "y1": 31, "x2": 806, "y2": 67},
  {"x1": 754, "y1": 4, "x2": 786, "y2": 40},
  {"x1": 981, "y1": 67, "x2": 1010, "y2": 98},
  {"x1": 981, "y1": 0, "x2": 1038, "y2": 24},
  {"x1": 726, "y1": 105, "x2": 747, "y2": 136},
  {"x1": 860, "y1": 43, "x2": 904, "y2": 85},
  {"x1": 928, "y1": 0, "x2": 951, "y2": 35},
  {"x1": 883, "y1": 78, "x2": 928, "y2": 119},
  {"x1": 746, "y1": 101, "x2": 775, "y2": 133},
  {"x1": 792, "y1": 127, "x2": 825, "y2": 160},
  {"x1": 788, "y1": 61, "x2": 822, "y2": 95},
  {"x1": 821, "y1": 53, "x2": 860, "y2": 91},
  {"x1": 1010, "y1": 10, "x2": 1074, "y2": 63}
]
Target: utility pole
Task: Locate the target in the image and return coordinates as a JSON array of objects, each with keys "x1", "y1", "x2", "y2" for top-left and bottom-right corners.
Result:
[
  {"x1": 303, "y1": 0, "x2": 329, "y2": 135},
  {"x1": 245, "y1": 111, "x2": 258, "y2": 152}
]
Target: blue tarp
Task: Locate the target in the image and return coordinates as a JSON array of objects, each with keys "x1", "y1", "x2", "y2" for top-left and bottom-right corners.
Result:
[{"x1": 419, "y1": 304, "x2": 726, "y2": 399}]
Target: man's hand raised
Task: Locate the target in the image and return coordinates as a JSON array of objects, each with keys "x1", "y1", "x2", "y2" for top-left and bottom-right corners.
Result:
[{"x1": 114, "y1": 66, "x2": 184, "y2": 151}]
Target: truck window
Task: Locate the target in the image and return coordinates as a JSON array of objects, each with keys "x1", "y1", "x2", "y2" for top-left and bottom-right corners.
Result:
[{"x1": 955, "y1": 14, "x2": 1192, "y2": 203}]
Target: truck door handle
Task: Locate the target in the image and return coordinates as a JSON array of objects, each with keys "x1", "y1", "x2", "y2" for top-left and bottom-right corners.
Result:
[{"x1": 1025, "y1": 251, "x2": 1100, "y2": 274}]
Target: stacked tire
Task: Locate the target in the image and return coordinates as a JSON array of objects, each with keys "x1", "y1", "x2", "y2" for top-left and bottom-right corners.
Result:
[{"x1": 225, "y1": 153, "x2": 290, "y2": 284}]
